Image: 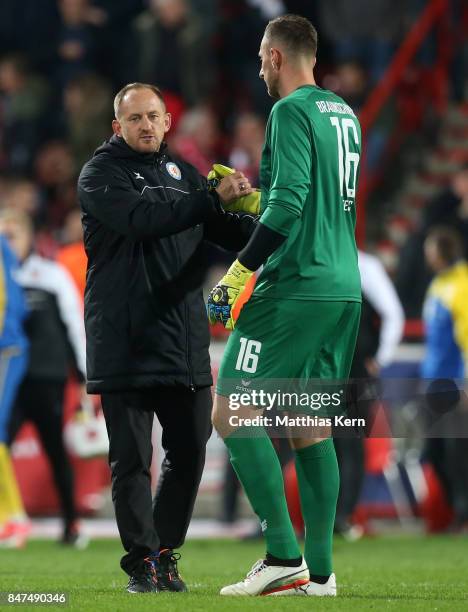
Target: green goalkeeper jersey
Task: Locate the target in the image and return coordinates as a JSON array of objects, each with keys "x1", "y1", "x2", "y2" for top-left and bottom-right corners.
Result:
[{"x1": 254, "y1": 84, "x2": 362, "y2": 302}]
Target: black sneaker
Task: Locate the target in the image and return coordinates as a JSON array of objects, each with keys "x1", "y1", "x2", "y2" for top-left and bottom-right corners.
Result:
[
  {"x1": 156, "y1": 549, "x2": 187, "y2": 592},
  {"x1": 127, "y1": 557, "x2": 160, "y2": 593}
]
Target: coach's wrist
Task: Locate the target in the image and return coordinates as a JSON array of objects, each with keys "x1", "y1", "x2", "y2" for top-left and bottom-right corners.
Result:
[{"x1": 208, "y1": 189, "x2": 225, "y2": 215}]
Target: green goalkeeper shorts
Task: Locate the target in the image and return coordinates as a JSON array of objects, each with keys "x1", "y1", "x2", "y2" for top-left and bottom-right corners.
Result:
[{"x1": 216, "y1": 296, "x2": 361, "y2": 397}]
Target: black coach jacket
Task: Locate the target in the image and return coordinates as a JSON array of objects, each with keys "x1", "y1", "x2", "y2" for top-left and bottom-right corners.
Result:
[{"x1": 78, "y1": 135, "x2": 256, "y2": 393}]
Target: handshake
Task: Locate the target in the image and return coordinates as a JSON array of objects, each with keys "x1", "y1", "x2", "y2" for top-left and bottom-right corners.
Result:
[
  {"x1": 208, "y1": 164, "x2": 260, "y2": 215},
  {"x1": 206, "y1": 164, "x2": 259, "y2": 330}
]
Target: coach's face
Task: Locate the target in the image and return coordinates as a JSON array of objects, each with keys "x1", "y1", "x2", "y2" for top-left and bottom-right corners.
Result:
[
  {"x1": 112, "y1": 88, "x2": 171, "y2": 153},
  {"x1": 259, "y1": 36, "x2": 280, "y2": 99}
]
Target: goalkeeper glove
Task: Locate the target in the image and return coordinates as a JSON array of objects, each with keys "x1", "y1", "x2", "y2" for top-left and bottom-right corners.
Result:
[
  {"x1": 207, "y1": 259, "x2": 254, "y2": 330},
  {"x1": 207, "y1": 163, "x2": 260, "y2": 215}
]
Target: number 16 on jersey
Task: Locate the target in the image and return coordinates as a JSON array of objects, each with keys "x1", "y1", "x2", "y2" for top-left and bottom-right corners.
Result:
[{"x1": 330, "y1": 116, "x2": 360, "y2": 211}]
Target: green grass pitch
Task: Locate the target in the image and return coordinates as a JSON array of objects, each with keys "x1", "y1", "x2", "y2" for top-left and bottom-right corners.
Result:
[{"x1": 1, "y1": 536, "x2": 467, "y2": 611}]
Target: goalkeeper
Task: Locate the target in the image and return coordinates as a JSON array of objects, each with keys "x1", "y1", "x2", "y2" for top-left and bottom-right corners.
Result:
[{"x1": 207, "y1": 15, "x2": 362, "y2": 597}]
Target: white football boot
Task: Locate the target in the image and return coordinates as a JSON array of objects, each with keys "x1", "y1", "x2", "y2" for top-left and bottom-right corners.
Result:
[
  {"x1": 283, "y1": 572, "x2": 337, "y2": 596},
  {"x1": 220, "y1": 558, "x2": 309, "y2": 596}
]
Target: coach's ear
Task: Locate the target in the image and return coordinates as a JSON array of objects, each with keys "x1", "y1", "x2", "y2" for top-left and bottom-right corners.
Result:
[
  {"x1": 112, "y1": 118, "x2": 122, "y2": 137},
  {"x1": 164, "y1": 112, "x2": 172, "y2": 134}
]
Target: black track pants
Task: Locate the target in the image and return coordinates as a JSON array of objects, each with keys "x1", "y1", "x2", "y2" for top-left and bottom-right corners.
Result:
[{"x1": 101, "y1": 386, "x2": 212, "y2": 575}]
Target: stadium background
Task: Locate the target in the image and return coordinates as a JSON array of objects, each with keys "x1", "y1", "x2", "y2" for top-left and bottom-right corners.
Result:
[{"x1": 1, "y1": 0, "x2": 468, "y2": 552}]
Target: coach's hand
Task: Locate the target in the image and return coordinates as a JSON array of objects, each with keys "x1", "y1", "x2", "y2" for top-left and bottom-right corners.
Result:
[
  {"x1": 208, "y1": 164, "x2": 260, "y2": 214},
  {"x1": 207, "y1": 259, "x2": 254, "y2": 330}
]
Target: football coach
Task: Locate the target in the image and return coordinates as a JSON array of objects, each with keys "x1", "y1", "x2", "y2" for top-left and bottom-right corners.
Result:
[{"x1": 78, "y1": 82, "x2": 256, "y2": 594}]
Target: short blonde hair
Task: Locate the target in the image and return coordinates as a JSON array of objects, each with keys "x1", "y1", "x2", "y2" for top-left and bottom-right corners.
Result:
[{"x1": 113, "y1": 82, "x2": 166, "y2": 118}]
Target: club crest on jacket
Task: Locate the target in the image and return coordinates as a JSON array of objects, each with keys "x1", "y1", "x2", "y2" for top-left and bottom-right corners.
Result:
[{"x1": 166, "y1": 162, "x2": 181, "y2": 180}]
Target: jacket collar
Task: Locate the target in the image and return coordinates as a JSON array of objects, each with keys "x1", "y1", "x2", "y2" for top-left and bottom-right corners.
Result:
[{"x1": 93, "y1": 135, "x2": 169, "y2": 165}]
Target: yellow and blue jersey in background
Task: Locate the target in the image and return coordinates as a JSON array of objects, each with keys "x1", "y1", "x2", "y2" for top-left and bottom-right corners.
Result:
[
  {"x1": 0, "y1": 236, "x2": 28, "y2": 443},
  {"x1": 0, "y1": 236, "x2": 28, "y2": 350},
  {"x1": 422, "y1": 261, "x2": 468, "y2": 379}
]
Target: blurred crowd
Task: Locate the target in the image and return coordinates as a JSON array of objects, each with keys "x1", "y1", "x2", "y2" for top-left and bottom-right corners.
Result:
[
  {"x1": 2, "y1": 0, "x2": 461, "y2": 260},
  {"x1": 396, "y1": 166, "x2": 468, "y2": 318}
]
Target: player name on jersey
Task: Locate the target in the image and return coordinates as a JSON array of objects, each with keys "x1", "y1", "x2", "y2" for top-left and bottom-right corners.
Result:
[{"x1": 315, "y1": 100, "x2": 356, "y2": 116}]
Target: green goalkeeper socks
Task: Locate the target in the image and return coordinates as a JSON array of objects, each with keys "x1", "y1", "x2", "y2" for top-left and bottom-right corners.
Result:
[
  {"x1": 224, "y1": 427, "x2": 301, "y2": 560},
  {"x1": 295, "y1": 438, "x2": 339, "y2": 576}
]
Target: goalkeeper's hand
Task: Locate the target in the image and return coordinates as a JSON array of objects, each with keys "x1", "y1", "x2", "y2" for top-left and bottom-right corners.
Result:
[
  {"x1": 208, "y1": 164, "x2": 260, "y2": 215},
  {"x1": 207, "y1": 259, "x2": 254, "y2": 330}
]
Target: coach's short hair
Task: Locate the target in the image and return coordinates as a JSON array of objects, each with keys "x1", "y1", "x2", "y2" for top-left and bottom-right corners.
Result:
[
  {"x1": 113, "y1": 83, "x2": 166, "y2": 118},
  {"x1": 265, "y1": 14, "x2": 318, "y2": 58},
  {"x1": 426, "y1": 226, "x2": 464, "y2": 265}
]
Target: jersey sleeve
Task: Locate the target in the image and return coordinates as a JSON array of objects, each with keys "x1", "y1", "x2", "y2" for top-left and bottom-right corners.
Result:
[
  {"x1": 260, "y1": 101, "x2": 312, "y2": 237},
  {"x1": 452, "y1": 282, "x2": 468, "y2": 372},
  {"x1": 0, "y1": 245, "x2": 6, "y2": 336},
  {"x1": 53, "y1": 263, "x2": 87, "y2": 380},
  {"x1": 359, "y1": 251, "x2": 404, "y2": 366}
]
